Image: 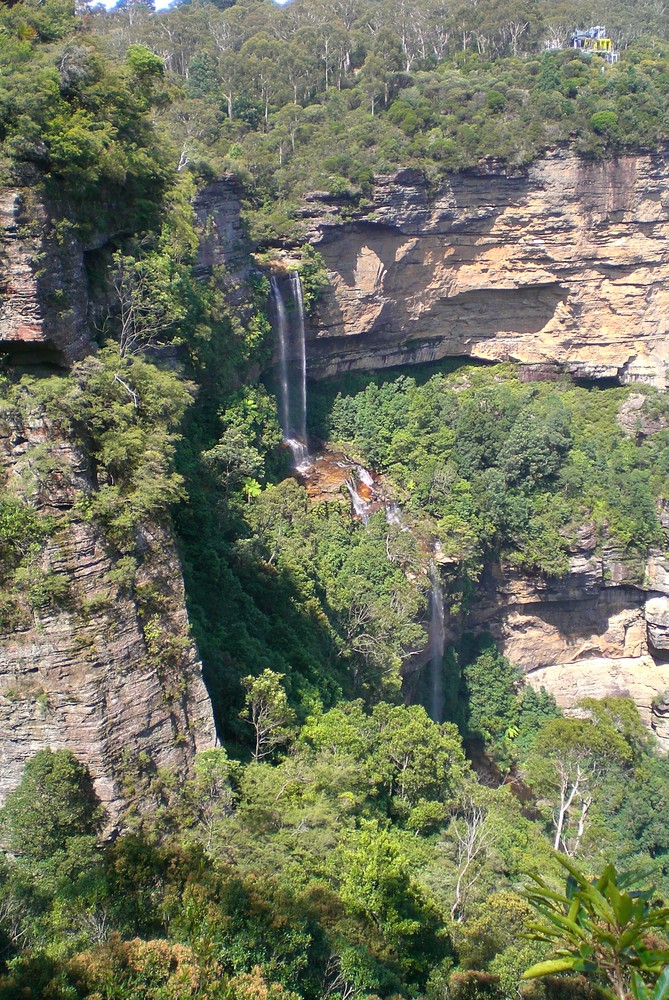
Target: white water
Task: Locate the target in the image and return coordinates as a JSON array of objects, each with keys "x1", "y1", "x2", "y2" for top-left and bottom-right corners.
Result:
[
  {"x1": 270, "y1": 274, "x2": 310, "y2": 470},
  {"x1": 346, "y1": 478, "x2": 371, "y2": 523},
  {"x1": 344, "y1": 464, "x2": 407, "y2": 526},
  {"x1": 290, "y1": 272, "x2": 308, "y2": 448},
  {"x1": 385, "y1": 502, "x2": 402, "y2": 525},
  {"x1": 356, "y1": 466, "x2": 374, "y2": 489},
  {"x1": 428, "y1": 563, "x2": 445, "y2": 723}
]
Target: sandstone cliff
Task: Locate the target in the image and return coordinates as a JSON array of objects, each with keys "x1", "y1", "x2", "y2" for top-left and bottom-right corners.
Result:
[
  {"x1": 0, "y1": 403, "x2": 216, "y2": 818},
  {"x1": 303, "y1": 149, "x2": 669, "y2": 387},
  {"x1": 465, "y1": 546, "x2": 669, "y2": 750},
  {"x1": 0, "y1": 189, "x2": 91, "y2": 365},
  {"x1": 0, "y1": 175, "x2": 248, "y2": 368},
  {"x1": 294, "y1": 151, "x2": 669, "y2": 743},
  {"x1": 0, "y1": 181, "x2": 241, "y2": 817}
]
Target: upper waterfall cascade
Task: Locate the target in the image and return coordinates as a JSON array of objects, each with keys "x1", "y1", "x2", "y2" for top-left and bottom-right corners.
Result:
[
  {"x1": 270, "y1": 274, "x2": 310, "y2": 471},
  {"x1": 271, "y1": 274, "x2": 404, "y2": 524}
]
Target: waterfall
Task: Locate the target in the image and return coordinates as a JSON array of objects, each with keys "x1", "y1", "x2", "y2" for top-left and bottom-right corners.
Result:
[
  {"x1": 346, "y1": 478, "x2": 371, "y2": 523},
  {"x1": 270, "y1": 274, "x2": 310, "y2": 471},
  {"x1": 344, "y1": 464, "x2": 406, "y2": 525},
  {"x1": 290, "y1": 272, "x2": 308, "y2": 449},
  {"x1": 356, "y1": 466, "x2": 374, "y2": 489},
  {"x1": 271, "y1": 276, "x2": 291, "y2": 438},
  {"x1": 428, "y1": 563, "x2": 445, "y2": 723}
]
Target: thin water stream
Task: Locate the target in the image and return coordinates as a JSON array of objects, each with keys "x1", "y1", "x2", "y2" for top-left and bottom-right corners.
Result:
[{"x1": 428, "y1": 563, "x2": 445, "y2": 723}]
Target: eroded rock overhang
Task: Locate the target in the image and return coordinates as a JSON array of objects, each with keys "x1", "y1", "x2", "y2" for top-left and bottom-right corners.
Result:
[{"x1": 302, "y1": 149, "x2": 669, "y2": 387}]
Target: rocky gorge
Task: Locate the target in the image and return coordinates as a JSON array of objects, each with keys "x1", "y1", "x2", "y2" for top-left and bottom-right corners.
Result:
[
  {"x1": 298, "y1": 147, "x2": 669, "y2": 748},
  {"x1": 1, "y1": 145, "x2": 669, "y2": 821}
]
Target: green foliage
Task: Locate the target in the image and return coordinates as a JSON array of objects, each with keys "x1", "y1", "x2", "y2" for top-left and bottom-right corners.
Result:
[
  {"x1": 125, "y1": 44, "x2": 164, "y2": 81},
  {"x1": 3, "y1": 8, "x2": 669, "y2": 999},
  {"x1": 337, "y1": 821, "x2": 450, "y2": 982},
  {"x1": 323, "y1": 368, "x2": 665, "y2": 576},
  {"x1": 522, "y1": 705, "x2": 644, "y2": 855},
  {"x1": 523, "y1": 857, "x2": 669, "y2": 1000},
  {"x1": 70, "y1": 1, "x2": 669, "y2": 238},
  {"x1": 0, "y1": 749, "x2": 102, "y2": 862},
  {"x1": 0, "y1": 1, "x2": 170, "y2": 232},
  {"x1": 22, "y1": 346, "x2": 192, "y2": 547},
  {"x1": 0, "y1": 498, "x2": 48, "y2": 569},
  {"x1": 592, "y1": 110, "x2": 620, "y2": 136},
  {"x1": 241, "y1": 669, "x2": 295, "y2": 761},
  {"x1": 294, "y1": 246, "x2": 328, "y2": 315}
]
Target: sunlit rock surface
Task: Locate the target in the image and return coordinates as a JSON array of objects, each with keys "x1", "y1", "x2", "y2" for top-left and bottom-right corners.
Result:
[
  {"x1": 304, "y1": 150, "x2": 669, "y2": 386},
  {"x1": 0, "y1": 410, "x2": 216, "y2": 820}
]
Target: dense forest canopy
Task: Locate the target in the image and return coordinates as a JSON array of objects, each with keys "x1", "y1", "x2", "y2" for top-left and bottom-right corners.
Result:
[
  {"x1": 2, "y1": 0, "x2": 669, "y2": 237},
  {"x1": 0, "y1": 0, "x2": 668, "y2": 997}
]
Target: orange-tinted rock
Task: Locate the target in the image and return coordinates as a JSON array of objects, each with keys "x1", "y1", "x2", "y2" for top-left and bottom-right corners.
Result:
[{"x1": 304, "y1": 151, "x2": 669, "y2": 387}]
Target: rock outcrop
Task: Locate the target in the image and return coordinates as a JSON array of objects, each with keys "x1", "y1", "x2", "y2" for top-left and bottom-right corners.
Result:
[
  {"x1": 0, "y1": 175, "x2": 247, "y2": 369},
  {"x1": 464, "y1": 543, "x2": 669, "y2": 750},
  {"x1": 528, "y1": 656, "x2": 669, "y2": 750},
  {"x1": 0, "y1": 396, "x2": 216, "y2": 820},
  {"x1": 193, "y1": 175, "x2": 249, "y2": 286},
  {"x1": 293, "y1": 151, "x2": 669, "y2": 743},
  {"x1": 0, "y1": 175, "x2": 253, "y2": 816},
  {"x1": 0, "y1": 189, "x2": 90, "y2": 365},
  {"x1": 304, "y1": 150, "x2": 669, "y2": 386}
]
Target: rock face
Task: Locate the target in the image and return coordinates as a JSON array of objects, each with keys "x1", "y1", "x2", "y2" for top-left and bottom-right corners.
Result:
[
  {"x1": 465, "y1": 543, "x2": 669, "y2": 750},
  {"x1": 528, "y1": 656, "x2": 669, "y2": 750},
  {"x1": 295, "y1": 152, "x2": 669, "y2": 744},
  {"x1": 0, "y1": 175, "x2": 247, "y2": 369},
  {"x1": 0, "y1": 177, "x2": 251, "y2": 817},
  {"x1": 304, "y1": 150, "x2": 669, "y2": 386},
  {"x1": 0, "y1": 189, "x2": 90, "y2": 365},
  {"x1": 0, "y1": 399, "x2": 216, "y2": 821},
  {"x1": 193, "y1": 176, "x2": 249, "y2": 286}
]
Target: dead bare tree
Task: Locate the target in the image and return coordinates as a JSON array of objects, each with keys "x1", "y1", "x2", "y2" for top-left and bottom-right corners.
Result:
[
  {"x1": 552, "y1": 756, "x2": 597, "y2": 856},
  {"x1": 448, "y1": 799, "x2": 497, "y2": 922},
  {"x1": 111, "y1": 253, "x2": 169, "y2": 360},
  {"x1": 322, "y1": 954, "x2": 364, "y2": 1000}
]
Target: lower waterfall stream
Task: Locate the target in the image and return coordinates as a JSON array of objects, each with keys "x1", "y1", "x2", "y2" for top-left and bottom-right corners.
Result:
[{"x1": 428, "y1": 563, "x2": 446, "y2": 723}]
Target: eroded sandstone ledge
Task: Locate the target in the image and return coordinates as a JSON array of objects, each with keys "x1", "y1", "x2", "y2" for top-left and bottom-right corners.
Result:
[
  {"x1": 465, "y1": 544, "x2": 669, "y2": 750},
  {"x1": 304, "y1": 149, "x2": 669, "y2": 386}
]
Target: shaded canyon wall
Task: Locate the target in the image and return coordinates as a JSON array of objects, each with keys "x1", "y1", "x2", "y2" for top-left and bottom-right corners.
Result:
[
  {"x1": 0, "y1": 184, "x2": 242, "y2": 816},
  {"x1": 0, "y1": 408, "x2": 216, "y2": 818}
]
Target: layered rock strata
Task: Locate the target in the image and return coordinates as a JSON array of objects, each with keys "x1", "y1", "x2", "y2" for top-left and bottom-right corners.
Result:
[
  {"x1": 0, "y1": 176, "x2": 252, "y2": 815},
  {"x1": 0, "y1": 407, "x2": 216, "y2": 818},
  {"x1": 466, "y1": 545, "x2": 669, "y2": 749},
  {"x1": 304, "y1": 150, "x2": 669, "y2": 386}
]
